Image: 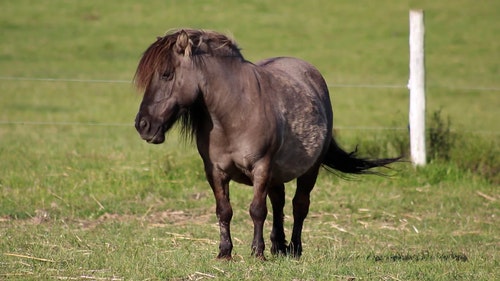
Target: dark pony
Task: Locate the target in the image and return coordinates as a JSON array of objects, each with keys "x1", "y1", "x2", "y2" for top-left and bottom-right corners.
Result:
[{"x1": 134, "y1": 29, "x2": 400, "y2": 259}]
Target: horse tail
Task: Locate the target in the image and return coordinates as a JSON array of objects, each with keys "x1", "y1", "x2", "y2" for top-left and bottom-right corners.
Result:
[{"x1": 321, "y1": 138, "x2": 402, "y2": 175}]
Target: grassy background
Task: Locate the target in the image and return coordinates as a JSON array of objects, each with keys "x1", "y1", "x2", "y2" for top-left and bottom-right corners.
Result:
[{"x1": 1, "y1": 0, "x2": 499, "y2": 280}]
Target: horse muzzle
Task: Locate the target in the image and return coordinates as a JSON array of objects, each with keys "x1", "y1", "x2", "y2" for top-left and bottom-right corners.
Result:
[{"x1": 135, "y1": 115, "x2": 166, "y2": 144}]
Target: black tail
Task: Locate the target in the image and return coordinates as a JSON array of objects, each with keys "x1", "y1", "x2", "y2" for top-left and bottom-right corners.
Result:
[{"x1": 322, "y1": 138, "x2": 402, "y2": 175}]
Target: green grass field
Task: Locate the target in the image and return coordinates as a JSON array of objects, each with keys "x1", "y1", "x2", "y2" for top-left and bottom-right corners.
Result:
[{"x1": 1, "y1": 1, "x2": 499, "y2": 280}]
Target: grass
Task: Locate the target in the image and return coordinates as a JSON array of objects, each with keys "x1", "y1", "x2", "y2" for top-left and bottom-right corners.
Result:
[
  {"x1": 1, "y1": 0, "x2": 499, "y2": 280},
  {"x1": 1, "y1": 166, "x2": 498, "y2": 280}
]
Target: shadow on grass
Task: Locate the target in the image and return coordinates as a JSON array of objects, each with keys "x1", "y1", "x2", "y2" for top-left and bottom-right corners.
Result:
[{"x1": 367, "y1": 251, "x2": 468, "y2": 262}]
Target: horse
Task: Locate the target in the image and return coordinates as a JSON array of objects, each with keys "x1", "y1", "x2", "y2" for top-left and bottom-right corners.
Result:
[{"x1": 134, "y1": 29, "x2": 400, "y2": 259}]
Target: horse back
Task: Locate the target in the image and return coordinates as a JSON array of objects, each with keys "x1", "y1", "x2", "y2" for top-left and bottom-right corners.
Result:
[{"x1": 258, "y1": 57, "x2": 326, "y2": 92}]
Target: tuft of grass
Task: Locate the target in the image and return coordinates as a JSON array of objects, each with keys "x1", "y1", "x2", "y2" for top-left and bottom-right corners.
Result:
[
  {"x1": 452, "y1": 134, "x2": 500, "y2": 185},
  {"x1": 345, "y1": 109, "x2": 499, "y2": 185},
  {"x1": 425, "y1": 110, "x2": 499, "y2": 184},
  {"x1": 428, "y1": 109, "x2": 454, "y2": 162}
]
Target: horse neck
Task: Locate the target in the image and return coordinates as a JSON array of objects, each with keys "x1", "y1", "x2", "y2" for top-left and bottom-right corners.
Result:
[{"x1": 198, "y1": 57, "x2": 261, "y2": 116}]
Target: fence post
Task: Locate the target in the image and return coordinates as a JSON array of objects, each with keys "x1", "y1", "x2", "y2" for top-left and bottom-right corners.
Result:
[{"x1": 408, "y1": 9, "x2": 426, "y2": 166}]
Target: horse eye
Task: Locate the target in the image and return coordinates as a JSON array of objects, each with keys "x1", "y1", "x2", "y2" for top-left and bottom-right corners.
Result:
[{"x1": 161, "y1": 71, "x2": 174, "y2": 81}]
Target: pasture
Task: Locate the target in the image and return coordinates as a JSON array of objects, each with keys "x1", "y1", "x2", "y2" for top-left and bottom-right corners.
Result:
[{"x1": 1, "y1": 0, "x2": 498, "y2": 280}]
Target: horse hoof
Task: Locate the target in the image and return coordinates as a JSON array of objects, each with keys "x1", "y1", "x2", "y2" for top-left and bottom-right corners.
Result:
[
  {"x1": 255, "y1": 254, "x2": 267, "y2": 261},
  {"x1": 216, "y1": 253, "x2": 232, "y2": 261},
  {"x1": 287, "y1": 244, "x2": 302, "y2": 259},
  {"x1": 271, "y1": 243, "x2": 289, "y2": 256}
]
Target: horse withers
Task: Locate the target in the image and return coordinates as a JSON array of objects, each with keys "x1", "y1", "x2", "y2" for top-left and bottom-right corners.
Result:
[{"x1": 134, "y1": 29, "x2": 400, "y2": 259}]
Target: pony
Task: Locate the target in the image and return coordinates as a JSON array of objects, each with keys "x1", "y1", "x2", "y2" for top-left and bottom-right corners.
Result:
[{"x1": 134, "y1": 29, "x2": 400, "y2": 259}]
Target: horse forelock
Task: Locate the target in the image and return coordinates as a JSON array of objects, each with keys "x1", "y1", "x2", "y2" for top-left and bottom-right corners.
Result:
[
  {"x1": 134, "y1": 29, "x2": 241, "y2": 90},
  {"x1": 134, "y1": 35, "x2": 177, "y2": 90}
]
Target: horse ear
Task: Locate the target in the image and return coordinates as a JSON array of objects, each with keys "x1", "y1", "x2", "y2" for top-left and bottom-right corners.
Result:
[{"x1": 175, "y1": 30, "x2": 192, "y2": 57}]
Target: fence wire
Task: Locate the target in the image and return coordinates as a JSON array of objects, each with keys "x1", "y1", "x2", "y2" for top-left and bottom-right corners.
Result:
[
  {"x1": 0, "y1": 76, "x2": 498, "y2": 135},
  {"x1": 1, "y1": 76, "x2": 500, "y2": 91}
]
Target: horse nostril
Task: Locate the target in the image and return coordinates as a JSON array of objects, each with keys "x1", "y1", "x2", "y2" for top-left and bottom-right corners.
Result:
[{"x1": 138, "y1": 118, "x2": 149, "y2": 131}]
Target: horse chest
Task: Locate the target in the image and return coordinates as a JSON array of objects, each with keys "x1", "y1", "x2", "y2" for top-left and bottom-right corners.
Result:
[{"x1": 201, "y1": 131, "x2": 268, "y2": 185}]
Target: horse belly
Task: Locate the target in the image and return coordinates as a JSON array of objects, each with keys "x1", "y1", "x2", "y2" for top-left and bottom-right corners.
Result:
[{"x1": 272, "y1": 111, "x2": 329, "y2": 183}]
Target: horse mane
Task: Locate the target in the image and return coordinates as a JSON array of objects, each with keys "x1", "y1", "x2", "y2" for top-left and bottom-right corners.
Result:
[{"x1": 134, "y1": 29, "x2": 242, "y2": 91}]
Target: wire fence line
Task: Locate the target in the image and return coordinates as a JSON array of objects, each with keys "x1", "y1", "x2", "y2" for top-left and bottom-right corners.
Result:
[
  {"x1": 1, "y1": 76, "x2": 500, "y2": 92},
  {"x1": 2, "y1": 121, "x2": 406, "y2": 131},
  {"x1": 0, "y1": 121, "x2": 132, "y2": 127},
  {"x1": 0, "y1": 76, "x2": 132, "y2": 84},
  {"x1": 0, "y1": 76, "x2": 498, "y2": 135},
  {"x1": 0, "y1": 120, "x2": 498, "y2": 135},
  {"x1": 0, "y1": 121, "x2": 406, "y2": 130}
]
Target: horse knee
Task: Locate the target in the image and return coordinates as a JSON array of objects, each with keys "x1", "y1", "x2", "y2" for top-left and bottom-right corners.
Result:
[
  {"x1": 216, "y1": 202, "x2": 233, "y2": 222},
  {"x1": 249, "y1": 201, "x2": 267, "y2": 222}
]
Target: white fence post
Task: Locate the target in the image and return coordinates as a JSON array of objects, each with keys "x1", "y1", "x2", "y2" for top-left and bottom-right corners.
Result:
[{"x1": 408, "y1": 9, "x2": 426, "y2": 166}]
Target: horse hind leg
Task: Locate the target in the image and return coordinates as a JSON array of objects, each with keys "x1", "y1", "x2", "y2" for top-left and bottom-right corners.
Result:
[
  {"x1": 268, "y1": 183, "x2": 288, "y2": 255},
  {"x1": 289, "y1": 165, "x2": 320, "y2": 257}
]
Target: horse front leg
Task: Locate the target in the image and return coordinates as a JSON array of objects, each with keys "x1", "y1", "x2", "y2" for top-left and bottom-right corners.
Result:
[
  {"x1": 249, "y1": 159, "x2": 271, "y2": 259},
  {"x1": 205, "y1": 165, "x2": 233, "y2": 260}
]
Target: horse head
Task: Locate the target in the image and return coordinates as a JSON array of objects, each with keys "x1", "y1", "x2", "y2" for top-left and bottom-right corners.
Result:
[{"x1": 134, "y1": 30, "x2": 201, "y2": 144}]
